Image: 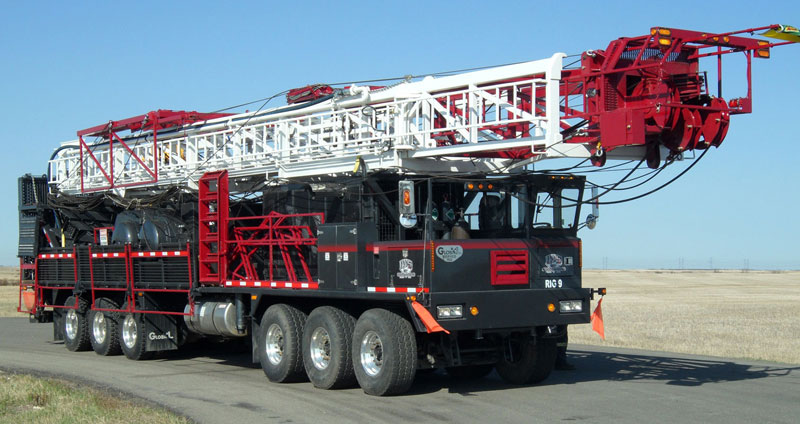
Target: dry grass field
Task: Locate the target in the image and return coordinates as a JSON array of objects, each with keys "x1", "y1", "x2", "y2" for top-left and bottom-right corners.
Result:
[
  {"x1": 571, "y1": 270, "x2": 800, "y2": 364},
  {"x1": 2, "y1": 266, "x2": 798, "y2": 364},
  {"x1": 0, "y1": 267, "x2": 20, "y2": 317}
]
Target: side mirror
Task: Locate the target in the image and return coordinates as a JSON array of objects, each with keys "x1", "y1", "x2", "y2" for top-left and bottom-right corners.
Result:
[
  {"x1": 586, "y1": 214, "x2": 597, "y2": 230},
  {"x1": 587, "y1": 186, "x2": 599, "y2": 229}
]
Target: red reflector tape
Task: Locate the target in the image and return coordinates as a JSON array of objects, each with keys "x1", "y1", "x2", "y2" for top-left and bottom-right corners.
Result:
[
  {"x1": 224, "y1": 280, "x2": 318, "y2": 289},
  {"x1": 39, "y1": 253, "x2": 74, "y2": 259},
  {"x1": 367, "y1": 287, "x2": 430, "y2": 293}
]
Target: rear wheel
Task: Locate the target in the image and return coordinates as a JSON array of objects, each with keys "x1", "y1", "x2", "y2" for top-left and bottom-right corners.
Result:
[
  {"x1": 258, "y1": 304, "x2": 307, "y2": 383},
  {"x1": 302, "y1": 306, "x2": 356, "y2": 389},
  {"x1": 120, "y1": 304, "x2": 153, "y2": 360},
  {"x1": 64, "y1": 296, "x2": 90, "y2": 352},
  {"x1": 495, "y1": 333, "x2": 557, "y2": 384},
  {"x1": 352, "y1": 309, "x2": 417, "y2": 396},
  {"x1": 89, "y1": 298, "x2": 121, "y2": 356}
]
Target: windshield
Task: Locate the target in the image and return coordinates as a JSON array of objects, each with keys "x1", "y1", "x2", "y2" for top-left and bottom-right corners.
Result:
[{"x1": 457, "y1": 179, "x2": 583, "y2": 237}]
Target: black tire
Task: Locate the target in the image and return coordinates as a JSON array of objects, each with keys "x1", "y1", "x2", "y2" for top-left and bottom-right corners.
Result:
[
  {"x1": 64, "y1": 296, "x2": 90, "y2": 352},
  {"x1": 258, "y1": 304, "x2": 307, "y2": 383},
  {"x1": 445, "y1": 364, "x2": 494, "y2": 380},
  {"x1": 351, "y1": 309, "x2": 417, "y2": 396},
  {"x1": 119, "y1": 303, "x2": 153, "y2": 360},
  {"x1": 89, "y1": 298, "x2": 122, "y2": 356},
  {"x1": 495, "y1": 334, "x2": 557, "y2": 385},
  {"x1": 302, "y1": 306, "x2": 356, "y2": 389}
]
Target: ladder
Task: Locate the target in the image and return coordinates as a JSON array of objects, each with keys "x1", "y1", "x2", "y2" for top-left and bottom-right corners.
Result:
[{"x1": 198, "y1": 171, "x2": 229, "y2": 284}]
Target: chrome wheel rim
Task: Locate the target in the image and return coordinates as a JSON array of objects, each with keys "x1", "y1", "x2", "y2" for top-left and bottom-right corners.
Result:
[
  {"x1": 309, "y1": 327, "x2": 331, "y2": 370},
  {"x1": 359, "y1": 330, "x2": 383, "y2": 377},
  {"x1": 122, "y1": 315, "x2": 137, "y2": 349},
  {"x1": 65, "y1": 310, "x2": 79, "y2": 340},
  {"x1": 92, "y1": 312, "x2": 107, "y2": 344},
  {"x1": 265, "y1": 324, "x2": 284, "y2": 365}
]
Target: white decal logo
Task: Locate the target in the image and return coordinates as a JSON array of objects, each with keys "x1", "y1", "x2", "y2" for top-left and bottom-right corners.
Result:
[
  {"x1": 397, "y1": 258, "x2": 417, "y2": 279},
  {"x1": 148, "y1": 331, "x2": 174, "y2": 341},
  {"x1": 542, "y1": 254, "x2": 567, "y2": 274},
  {"x1": 435, "y1": 245, "x2": 463, "y2": 262}
]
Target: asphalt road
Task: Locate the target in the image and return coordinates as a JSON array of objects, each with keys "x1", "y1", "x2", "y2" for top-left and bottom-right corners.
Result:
[{"x1": 1, "y1": 317, "x2": 797, "y2": 423}]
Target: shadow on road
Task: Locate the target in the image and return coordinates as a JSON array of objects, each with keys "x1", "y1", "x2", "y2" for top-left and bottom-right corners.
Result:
[
  {"x1": 551, "y1": 350, "x2": 797, "y2": 386},
  {"x1": 52, "y1": 332, "x2": 798, "y2": 396},
  {"x1": 408, "y1": 349, "x2": 799, "y2": 395}
]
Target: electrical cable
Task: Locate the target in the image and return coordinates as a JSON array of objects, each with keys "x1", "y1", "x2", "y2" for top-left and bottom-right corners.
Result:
[{"x1": 591, "y1": 147, "x2": 710, "y2": 205}]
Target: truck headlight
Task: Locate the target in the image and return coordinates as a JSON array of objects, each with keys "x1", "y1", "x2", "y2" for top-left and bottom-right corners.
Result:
[
  {"x1": 559, "y1": 300, "x2": 583, "y2": 313},
  {"x1": 437, "y1": 305, "x2": 463, "y2": 319}
]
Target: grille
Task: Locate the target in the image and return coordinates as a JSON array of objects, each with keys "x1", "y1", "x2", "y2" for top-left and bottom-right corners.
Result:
[{"x1": 490, "y1": 250, "x2": 529, "y2": 286}]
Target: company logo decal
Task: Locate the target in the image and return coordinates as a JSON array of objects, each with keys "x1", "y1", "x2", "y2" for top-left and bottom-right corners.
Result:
[
  {"x1": 397, "y1": 258, "x2": 417, "y2": 279},
  {"x1": 148, "y1": 331, "x2": 174, "y2": 341},
  {"x1": 542, "y1": 254, "x2": 567, "y2": 274},
  {"x1": 435, "y1": 245, "x2": 463, "y2": 262}
]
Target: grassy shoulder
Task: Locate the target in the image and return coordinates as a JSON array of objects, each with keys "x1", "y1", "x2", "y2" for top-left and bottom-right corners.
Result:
[{"x1": 0, "y1": 370, "x2": 190, "y2": 424}]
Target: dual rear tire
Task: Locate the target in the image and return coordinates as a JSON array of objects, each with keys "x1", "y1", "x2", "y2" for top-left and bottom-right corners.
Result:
[
  {"x1": 63, "y1": 297, "x2": 148, "y2": 359},
  {"x1": 119, "y1": 303, "x2": 153, "y2": 360},
  {"x1": 88, "y1": 298, "x2": 121, "y2": 356},
  {"x1": 63, "y1": 296, "x2": 90, "y2": 352}
]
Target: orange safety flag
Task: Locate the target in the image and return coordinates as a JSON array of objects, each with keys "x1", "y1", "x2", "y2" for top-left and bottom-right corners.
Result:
[
  {"x1": 591, "y1": 297, "x2": 605, "y2": 340},
  {"x1": 410, "y1": 301, "x2": 450, "y2": 334}
]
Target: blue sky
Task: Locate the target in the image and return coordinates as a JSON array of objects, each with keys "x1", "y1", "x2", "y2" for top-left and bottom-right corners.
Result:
[{"x1": 1, "y1": 1, "x2": 798, "y2": 269}]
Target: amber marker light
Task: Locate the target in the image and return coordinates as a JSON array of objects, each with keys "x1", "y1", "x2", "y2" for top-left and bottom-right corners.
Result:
[
  {"x1": 470, "y1": 306, "x2": 479, "y2": 316},
  {"x1": 467, "y1": 183, "x2": 474, "y2": 190},
  {"x1": 547, "y1": 303, "x2": 556, "y2": 312},
  {"x1": 402, "y1": 189, "x2": 411, "y2": 206},
  {"x1": 757, "y1": 41, "x2": 770, "y2": 58},
  {"x1": 251, "y1": 295, "x2": 257, "y2": 300}
]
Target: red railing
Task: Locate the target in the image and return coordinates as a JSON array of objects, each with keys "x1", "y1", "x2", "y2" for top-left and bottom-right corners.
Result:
[{"x1": 227, "y1": 212, "x2": 324, "y2": 286}]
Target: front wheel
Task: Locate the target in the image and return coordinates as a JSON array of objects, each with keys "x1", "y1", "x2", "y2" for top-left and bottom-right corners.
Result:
[
  {"x1": 495, "y1": 333, "x2": 557, "y2": 385},
  {"x1": 352, "y1": 309, "x2": 417, "y2": 396}
]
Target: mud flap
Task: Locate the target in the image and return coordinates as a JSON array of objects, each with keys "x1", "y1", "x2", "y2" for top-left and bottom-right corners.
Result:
[
  {"x1": 144, "y1": 314, "x2": 179, "y2": 351},
  {"x1": 52, "y1": 309, "x2": 65, "y2": 342}
]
